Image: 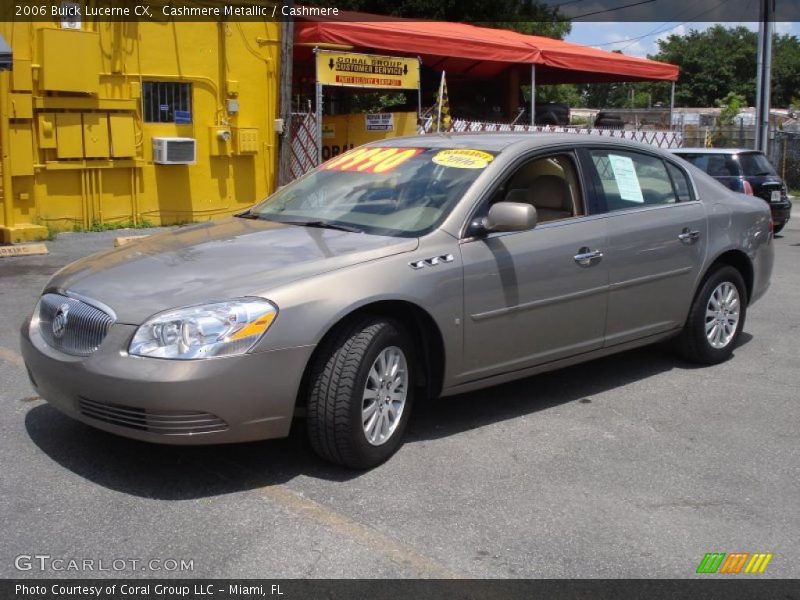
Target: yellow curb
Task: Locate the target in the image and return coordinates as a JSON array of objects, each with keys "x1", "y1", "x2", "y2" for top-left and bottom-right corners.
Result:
[
  {"x1": 0, "y1": 243, "x2": 48, "y2": 258},
  {"x1": 114, "y1": 235, "x2": 150, "y2": 247}
]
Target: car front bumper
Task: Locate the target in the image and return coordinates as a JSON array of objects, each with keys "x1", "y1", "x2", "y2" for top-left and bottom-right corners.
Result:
[{"x1": 21, "y1": 318, "x2": 314, "y2": 445}]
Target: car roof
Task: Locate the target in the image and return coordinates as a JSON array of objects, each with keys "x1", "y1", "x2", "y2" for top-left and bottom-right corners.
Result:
[
  {"x1": 371, "y1": 132, "x2": 679, "y2": 156},
  {"x1": 671, "y1": 148, "x2": 763, "y2": 155}
]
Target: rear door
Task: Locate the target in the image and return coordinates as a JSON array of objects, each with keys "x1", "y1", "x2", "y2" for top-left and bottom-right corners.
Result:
[{"x1": 583, "y1": 148, "x2": 707, "y2": 347}]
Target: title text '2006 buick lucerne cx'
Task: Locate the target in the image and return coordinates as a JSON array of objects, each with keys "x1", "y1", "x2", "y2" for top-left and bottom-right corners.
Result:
[{"x1": 21, "y1": 134, "x2": 773, "y2": 468}]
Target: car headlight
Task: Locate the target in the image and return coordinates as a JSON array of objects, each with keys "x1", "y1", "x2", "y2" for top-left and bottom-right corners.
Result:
[{"x1": 129, "y1": 298, "x2": 277, "y2": 360}]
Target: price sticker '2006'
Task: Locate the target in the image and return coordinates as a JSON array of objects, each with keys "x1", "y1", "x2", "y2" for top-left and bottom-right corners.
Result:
[{"x1": 322, "y1": 147, "x2": 424, "y2": 173}]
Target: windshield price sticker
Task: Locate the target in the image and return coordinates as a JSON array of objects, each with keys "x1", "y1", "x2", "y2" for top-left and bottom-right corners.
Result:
[
  {"x1": 322, "y1": 147, "x2": 423, "y2": 173},
  {"x1": 432, "y1": 149, "x2": 494, "y2": 169},
  {"x1": 608, "y1": 154, "x2": 644, "y2": 203}
]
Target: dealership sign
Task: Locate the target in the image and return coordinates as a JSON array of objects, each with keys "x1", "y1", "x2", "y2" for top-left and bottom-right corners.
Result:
[{"x1": 316, "y1": 50, "x2": 420, "y2": 90}]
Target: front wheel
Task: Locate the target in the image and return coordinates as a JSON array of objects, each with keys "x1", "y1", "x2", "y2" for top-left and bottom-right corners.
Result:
[
  {"x1": 675, "y1": 265, "x2": 747, "y2": 365},
  {"x1": 306, "y1": 317, "x2": 414, "y2": 469}
]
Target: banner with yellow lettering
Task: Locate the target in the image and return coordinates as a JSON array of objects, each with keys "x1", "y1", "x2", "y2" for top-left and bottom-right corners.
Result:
[{"x1": 316, "y1": 50, "x2": 420, "y2": 90}]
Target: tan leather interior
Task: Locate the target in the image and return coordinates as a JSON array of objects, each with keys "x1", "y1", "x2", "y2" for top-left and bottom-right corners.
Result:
[{"x1": 504, "y1": 155, "x2": 582, "y2": 222}]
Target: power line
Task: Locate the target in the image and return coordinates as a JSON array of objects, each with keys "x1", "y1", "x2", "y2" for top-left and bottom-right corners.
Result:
[
  {"x1": 584, "y1": 0, "x2": 731, "y2": 50},
  {"x1": 570, "y1": 0, "x2": 658, "y2": 20},
  {"x1": 545, "y1": 0, "x2": 591, "y2": 8}
]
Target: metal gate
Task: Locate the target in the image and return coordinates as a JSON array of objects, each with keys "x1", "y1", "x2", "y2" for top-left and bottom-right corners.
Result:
[{"x1": 289, "y1": 110, "x2": 319, "y2": 181}]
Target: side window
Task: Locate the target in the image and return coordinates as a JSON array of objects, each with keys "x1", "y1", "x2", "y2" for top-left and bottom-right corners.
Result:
[
  {"x1": 666, "y1": 162, "x2": 693, "y2": 202},
  {"x1": 590, "y1": 150, "x2": 678, "y2": 212},
  {"x1": 480, "y1": 153, "x2": 584, "y2": 223}
]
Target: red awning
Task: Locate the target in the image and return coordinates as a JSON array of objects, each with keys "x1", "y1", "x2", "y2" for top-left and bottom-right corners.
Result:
[{"x1": 295, "y1": 17, "x2": 678, "y2": 84}]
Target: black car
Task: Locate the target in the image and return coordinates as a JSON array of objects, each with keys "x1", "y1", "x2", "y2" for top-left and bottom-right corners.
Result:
[
  {"x1": 593, "y1": 111, "x2": 625, "y2": 129},
  {"x1": 673, "y1": 148, "x2": 792, "y2": 233},
  {"x1": 534, "y1": 103, "x2": 570, "y2": 126}
]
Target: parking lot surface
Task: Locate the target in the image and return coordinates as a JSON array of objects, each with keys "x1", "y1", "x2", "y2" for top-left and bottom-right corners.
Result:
[{"x1": 1, "y1": 223, "x2": 798, "y2": 578}]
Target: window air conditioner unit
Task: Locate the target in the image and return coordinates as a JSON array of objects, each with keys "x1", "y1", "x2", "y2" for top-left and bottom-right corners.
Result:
[{"x1": 152, "y1": 137, "x2": 196, "y2": 165}]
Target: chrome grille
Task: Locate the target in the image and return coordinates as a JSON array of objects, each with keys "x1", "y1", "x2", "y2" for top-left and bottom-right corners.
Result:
[
  {"x1": 38, "y1": 293, "x2": 115, "y2": 356},
  {"x1": 78, "y1": 397, "x2": 228, "y2": 435}
]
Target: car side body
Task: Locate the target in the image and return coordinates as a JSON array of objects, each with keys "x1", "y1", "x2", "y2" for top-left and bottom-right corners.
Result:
[{"x1": 21, "y1": 134, "x2": 774, "y2": 467}]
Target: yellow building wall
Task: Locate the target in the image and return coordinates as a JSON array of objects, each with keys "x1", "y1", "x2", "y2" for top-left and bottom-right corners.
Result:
[{"x1": 0, "y1": 16, "x2": 281, "y2": 243}]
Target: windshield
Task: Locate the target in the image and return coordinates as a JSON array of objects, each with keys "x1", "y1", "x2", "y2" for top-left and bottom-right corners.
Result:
[{"x1": 249, "y1": 146, "x2": 495, "y2": 237}]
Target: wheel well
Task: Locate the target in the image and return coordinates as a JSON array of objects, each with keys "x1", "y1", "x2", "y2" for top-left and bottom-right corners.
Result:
[
  {"x1": 299, "y1": 301, "x2": 446, "y2": 408},
  {"x1": 708, "y1": 250, "x2": 754, "y2": 303}
]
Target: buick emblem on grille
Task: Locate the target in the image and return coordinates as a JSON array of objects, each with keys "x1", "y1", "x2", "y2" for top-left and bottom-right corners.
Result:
[{"x1": 52, "y1": 303, "x2": 70, "y2": 339}]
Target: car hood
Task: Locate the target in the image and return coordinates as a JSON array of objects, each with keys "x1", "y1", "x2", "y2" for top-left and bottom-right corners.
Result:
[{"x1": 48, "y1": 218, "x2": 418, "y2": 324}]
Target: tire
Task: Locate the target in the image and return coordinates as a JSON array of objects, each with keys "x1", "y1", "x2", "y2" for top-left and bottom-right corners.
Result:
[
  {"x1": 306, "y1": 317, "x2": 414, "y2": 469},
  {"x1": 675, "y1": 265, "x2": 747, "y2": 365}
]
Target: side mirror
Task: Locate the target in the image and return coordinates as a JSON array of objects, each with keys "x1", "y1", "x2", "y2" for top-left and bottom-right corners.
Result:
[{"x1": 481, "y1": 201, "x2": 537, "y2": 233}]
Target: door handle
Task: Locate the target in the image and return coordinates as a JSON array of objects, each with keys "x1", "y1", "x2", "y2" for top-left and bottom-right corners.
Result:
[
  {"x1": 574, "y1": 247, "x2": 603, "y2": 267},
  {"x1": 678, "y1": 228, "x2": 701, "y2": 244}
]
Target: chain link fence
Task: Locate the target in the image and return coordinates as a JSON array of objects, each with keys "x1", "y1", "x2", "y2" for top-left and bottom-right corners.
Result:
[{"x1": 770, "y1": 131, "x2": 800, "y2": 191}]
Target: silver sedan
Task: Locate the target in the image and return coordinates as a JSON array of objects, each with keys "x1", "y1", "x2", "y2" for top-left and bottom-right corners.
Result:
[{"x1": 21, "y1": 134, "x2": 774, "y2": 468}]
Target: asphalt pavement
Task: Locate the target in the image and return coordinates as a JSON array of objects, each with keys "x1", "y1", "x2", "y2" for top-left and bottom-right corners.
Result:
[{"x1": 0, "y1": 223, "x2": 798, "y2": 578}]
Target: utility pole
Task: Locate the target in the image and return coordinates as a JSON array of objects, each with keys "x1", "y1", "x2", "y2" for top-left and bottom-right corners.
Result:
[
  {"x1": 277, "y1": 5, "x2": 295, "y2": 187},
  {"x1": 754, "y1": 0, "x2": 774, "y2": 153}
]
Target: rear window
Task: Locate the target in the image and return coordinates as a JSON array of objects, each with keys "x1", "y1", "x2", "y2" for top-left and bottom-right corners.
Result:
[
  {"x1": 678, "y1": 151, "x2": 778, "y2": 178},
  {"x1": 737, "y1": 153, "x2": 776, "y2": 176},
  {"x1": 678, "y1": 153, "x2": 741, "y2": 177}
]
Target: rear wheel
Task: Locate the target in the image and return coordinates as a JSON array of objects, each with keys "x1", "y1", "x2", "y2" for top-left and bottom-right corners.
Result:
[
  {"x1": 675, "y1": 265, "x2": 747, "y2": 365},
  {"x1": 306, "y1": 317, "x2": 414, "y2": 469}
]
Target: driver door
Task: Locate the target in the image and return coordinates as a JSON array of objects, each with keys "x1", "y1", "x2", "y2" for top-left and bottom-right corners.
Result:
[{"x1": 458, "y1": 151, "x2": 609, "y2": 383}]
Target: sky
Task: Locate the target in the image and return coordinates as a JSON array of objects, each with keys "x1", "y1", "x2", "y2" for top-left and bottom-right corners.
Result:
[{"x1": 566, "y1": 21, "x2": 800, "y2": 58}]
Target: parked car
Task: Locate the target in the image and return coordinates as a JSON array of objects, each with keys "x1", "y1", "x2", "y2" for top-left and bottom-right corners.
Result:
[
  {"x1": 534, "y1": 103, "x2": 570, "y2": 126},
  {"x1": 21, "y1": 135, "x2": 774, "y2": 468},
  {"x1": 672, "y1": 148, "x2": 792, "y2": 233},
  {"x1": 593, "y1": 111, "x2": 625, "y2": 129}
]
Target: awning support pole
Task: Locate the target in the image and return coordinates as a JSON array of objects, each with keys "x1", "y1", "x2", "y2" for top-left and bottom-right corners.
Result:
[
  {"x1": 313, "y1": 47, "x2": 323, "y2": 166},
  {"x1": 417, "y1": 57, "x2": 422, "y2": 124},
  {"x1": 669, "y1": 81, "x2": 675, "y2": 131},
  {"x1": 436, "y1": 72, "x2": 444, "y2": 133},
  {"x1": 316, "y1": 82, "x2": 323, "y2": 165},
  {"x1": 530, "y1": 64, "x2": 536, "y2": 127}
]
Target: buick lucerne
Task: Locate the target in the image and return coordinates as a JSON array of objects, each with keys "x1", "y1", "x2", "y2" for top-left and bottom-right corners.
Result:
[{"x1": 21, "y1": 134, "x2": 774, "y2": 468}]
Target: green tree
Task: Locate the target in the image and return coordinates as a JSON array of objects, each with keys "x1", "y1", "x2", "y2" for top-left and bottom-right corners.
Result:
[
  {"x1": 649, "y1": 26, "x2": 756, "y2": 107},
  {"x1": 716, "y1": 92, "x2": 746, "y2": 125},
  {"x1": 648, "y1": 25, "x2": 800, "y2": 108},
  {"x1": 710, "y1": 91, "x2": 746, "y2": 146},
  {"x1": 528, "y1": 84, "x2": 583, "y2": 106},
  {"x1": 772, "y1": 34, "x2": 800, "y2": 108}
]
